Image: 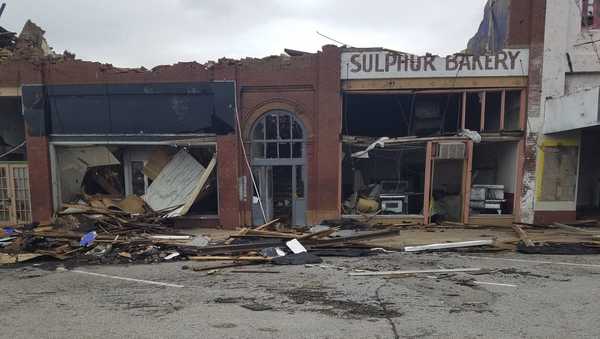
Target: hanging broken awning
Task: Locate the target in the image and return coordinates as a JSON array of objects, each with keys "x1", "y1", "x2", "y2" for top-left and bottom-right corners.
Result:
[{"x1": 21, "y1": 81, "x2": 236, "y2": 137}]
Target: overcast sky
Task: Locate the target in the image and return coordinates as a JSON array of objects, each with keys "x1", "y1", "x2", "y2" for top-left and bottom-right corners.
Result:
[{"x1": 1, "y1": 0, "x2": 487, "y2": 68}]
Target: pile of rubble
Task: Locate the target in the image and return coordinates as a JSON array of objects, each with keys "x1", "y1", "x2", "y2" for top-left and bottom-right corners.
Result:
[{"x1": 0, "y1": 211, "x2": 407, "y2": 266}]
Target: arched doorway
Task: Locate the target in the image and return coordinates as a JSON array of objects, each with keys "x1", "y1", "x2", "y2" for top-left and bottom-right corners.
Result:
[{"x1": 250, "y1": 110, "x2": 306, "y2": 226}]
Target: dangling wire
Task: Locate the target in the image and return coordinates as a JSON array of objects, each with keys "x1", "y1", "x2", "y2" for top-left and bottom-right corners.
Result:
[{"x1": 234, "y1": 105, "x2": 267, "y2": 224}]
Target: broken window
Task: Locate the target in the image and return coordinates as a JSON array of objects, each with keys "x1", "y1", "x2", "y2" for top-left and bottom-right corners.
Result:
[
  {"x1": 344, "y1": 93, "x2": 462, "y2": 138},
  {"x1": 55, "y1": 144, "x2": 218, "y2": 216},
  {"x1": 470, "y1": 142, "x2": 518, "y2": 215},
  {"x1": 342, "y1": 143, "x2": 426, "y2": 216},
  {"x1": 0, "y1": 97, "x2": 25, "y2": 161},
  {"x1": 504, "y1": 90, "x2": 522, "y2": 130},
  {"x1": 484, "y1": 91, "x2": 502, "y2": 131},
  {"x1": 464, "y1": 92, "x2": 483, "y2": 131},
  {"x1": 251, "y1": 111, "x2": 305, "y2": 160}
]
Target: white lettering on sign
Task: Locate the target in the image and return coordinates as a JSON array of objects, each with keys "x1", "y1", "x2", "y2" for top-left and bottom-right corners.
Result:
[{"x1": 340, "y1": 49, "x2": 529, "y2": 79}]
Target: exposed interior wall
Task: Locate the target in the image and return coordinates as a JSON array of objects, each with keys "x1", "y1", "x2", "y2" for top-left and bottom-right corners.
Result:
[
  {"x1": 471, "y1": 141, "x2": 518, "y2": 215},
  {"x1": 473, "y1": 142, "x2": 518, "y2": 193}
]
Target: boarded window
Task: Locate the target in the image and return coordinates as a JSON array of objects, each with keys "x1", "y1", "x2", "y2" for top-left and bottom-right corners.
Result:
[{"x1": 540, "y1": 146, "x2": 578, "y2": 201}]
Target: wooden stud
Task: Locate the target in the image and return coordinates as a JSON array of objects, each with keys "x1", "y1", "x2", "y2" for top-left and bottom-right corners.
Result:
[
  {"x1": 462, "y1": 141, "x2": 474, "y2": 225},
  {"x1": 423, "y1": 142, "x2": 433, "y2": 224},
  {"x1": 461, "y1": 91, "x2": 467, "y2": 130},
  {"x1": 511, "y1": 224, "x2": 534, "y2": 246},
  {"x1": 480, "y1": 91, "x2": 486, "y2": 131},
  {"x1": 500, "y1": 90, "x2": 506, "y2": 130}
]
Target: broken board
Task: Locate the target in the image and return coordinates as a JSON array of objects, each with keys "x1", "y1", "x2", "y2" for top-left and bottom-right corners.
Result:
[{"x1": 143, "y1": 150, "x2": 216, "y2": 217}]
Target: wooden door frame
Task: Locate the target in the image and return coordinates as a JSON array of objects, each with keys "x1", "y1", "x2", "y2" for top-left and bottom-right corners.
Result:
[{"x1": 0, "y1": 162, "x2": 32, "y2": 225}]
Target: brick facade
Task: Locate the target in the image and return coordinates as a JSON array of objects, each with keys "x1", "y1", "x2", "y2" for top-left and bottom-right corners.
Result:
[{"x1": 0, "y1": 46, "x2": 342, "y2": 228}]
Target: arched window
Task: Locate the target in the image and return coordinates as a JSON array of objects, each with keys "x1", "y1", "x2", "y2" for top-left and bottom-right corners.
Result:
[{"x1": 250, "y1": 110, "x2": 305, "y2": 159}]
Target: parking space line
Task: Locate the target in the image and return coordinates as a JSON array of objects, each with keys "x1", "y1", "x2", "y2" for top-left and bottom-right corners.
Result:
[{"x1": 57, "y1": 267, "x2": 184, "y2": 288}]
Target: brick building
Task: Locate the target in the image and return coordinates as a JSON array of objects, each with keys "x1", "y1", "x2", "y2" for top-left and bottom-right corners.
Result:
[{"x1": 3, "y1": 0, "x2": 583, "y2": 229}]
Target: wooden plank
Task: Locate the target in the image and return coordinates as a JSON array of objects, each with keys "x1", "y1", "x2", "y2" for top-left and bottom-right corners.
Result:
[
  {"x1": 298, "y1": 227, "x2": 338, "y2": 240},
  {"x1": 349, "y1": 268, "x2": 481, "y2": 276},
  {"x1": 462, "y1": 141, "x2": 474, "y2": 224},
  {"x1": 480, "y1": 91, "x2": 486, "y2": 131},
  {"x1": 461, "y1": 91, "x2": 467, "y2": 129},
  {"x1": 229, "y1": 269, "x2": 281, "y2": 273},
  {"x1": 404, "y1": 240, "x2": 494, "y2": 252},
  {"x1": 553, "y1": 223, "x2": 600, "y2": 235},
  {"x1": 306, "y1": 229, "x2": 400, "y2": 246},
  {"x1": 500, "y1": 90, "x2": 506, "y2": 130},
  {"x1": 342, "y1": 77, "x2": 528, "y2": 91},
  {"x1": 188, "y1": 256, "x2": 272, "y2": 262},
  {"x1": 423, "y1": 142, "x2": 433, "y2": 224},
  {"x1": 511, "y1": 224, "x2": 534, "y2": 246},
  {"x1": 255, "y1": 218, "x2": 280, "y2": 230}
]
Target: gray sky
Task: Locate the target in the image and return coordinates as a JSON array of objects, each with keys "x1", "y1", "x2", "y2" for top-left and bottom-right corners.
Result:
[{"x1": 1, "y1": 0, "x2": 487, "y2": 68}]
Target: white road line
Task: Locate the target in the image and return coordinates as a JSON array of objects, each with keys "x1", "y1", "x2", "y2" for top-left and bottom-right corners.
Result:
[
  {"x1": 57, "y1": 267, "x2": 184, "y2": 288},
  {"x1": 474, "y1": 281, "x2": 517, "y2": 287},
  {"x1": 458, "y1": 255, "x2": 600, "y2": 269}
]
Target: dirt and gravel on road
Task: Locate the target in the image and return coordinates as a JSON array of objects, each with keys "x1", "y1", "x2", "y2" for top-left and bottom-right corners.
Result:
[{"x1": 1, "y1": 250, "x2": 600, "y2": 339}]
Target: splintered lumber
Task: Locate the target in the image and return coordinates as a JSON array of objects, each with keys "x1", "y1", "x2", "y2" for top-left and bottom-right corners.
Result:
[
  {"x1": 298, "y1": 227, "x2": 339, "y2": 240},
  {"x1": 188, "y1": 256, "x2": 272, "y2": 262},
  {"x1": 553, "y1": 223, "x2": 599, "y2": 235},
  {"x1": 229, "y1": 269, "x2": 281, "y2": 273},
  {"x1": 191, "y1": 262, "x2": 258, "y2": 271},
  {"x1": 306, "y1": 228, "x2": 400, "y2": 246},
  {"x1": 255, "y1": 218, "x2": 280, "y2": 231},
  {"x1": 231, "y1": 229, "x2": 303, "y2": 239},
  {"x1": 349, "y1": 268, "x2": 481, "y2": 276},
  {"x1": 182, "y1": 240, "x2": 283, "y2": 256},
  {"x1": 512, "y1": 224, "x2": 534, "y2": 247},
  {"x1": 404, "y1": 240, "x2": 494, "y2": 252}
]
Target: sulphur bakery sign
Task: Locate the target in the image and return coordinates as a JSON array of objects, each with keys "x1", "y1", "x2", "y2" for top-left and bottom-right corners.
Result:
[{"x1": 340, "y1": 49, "x2": 529, "y2": 79}]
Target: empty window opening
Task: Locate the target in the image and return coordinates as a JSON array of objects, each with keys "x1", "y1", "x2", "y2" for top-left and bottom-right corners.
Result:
[
  {"x1": 470, "y1": 142, "x2": 518, "y2": 216},
  {"x1": 0, "y1": 97, "x2": 25, "y2": 162},
  {"x1": 484, "y1": 91, "x2": 502, "y2": 131},
  {"x1": 577, "y1": 129, "x2": 600, "y2": 218},
  {"x1": 431, "y1": 159, "x2": 464, "y2": 223},
  {"x1": 464, "y1": 92, "x2": 483, "y2": 131},
  {"x1": 344, "y1": 93, "x2": 461, "y2": 138},
  {"x1": 55, "y1": 144, "x2": 218, "y2": 215},
  {"x1": 504, "y1": 90, "x2": 522, "y2": 130},
  {"x1": 342, "y1": 144, "x2": 426, "y2": 216}
]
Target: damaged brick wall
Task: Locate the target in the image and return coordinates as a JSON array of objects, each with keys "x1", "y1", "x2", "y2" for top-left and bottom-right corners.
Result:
[
  {"x1": 467, "y1": 0, "x2": 547, "y2": 222},
  {"x1": 0, "y1": 24, "x2": 342, "y2": 227}
]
